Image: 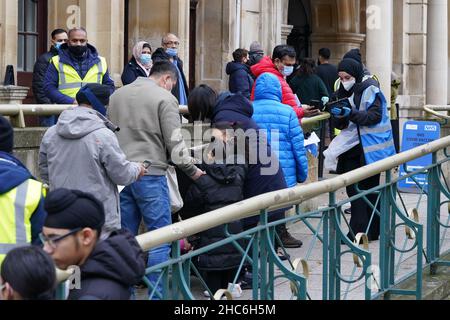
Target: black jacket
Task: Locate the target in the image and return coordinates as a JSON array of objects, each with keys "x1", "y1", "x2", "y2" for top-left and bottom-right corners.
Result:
[
  {"x1": 152, "y1": 48, "x2": 189, "y2": 103},
  {"x1": 121, "y1": 57, "x2": 148, "y2": 86},
  {"x1": 32, "y1": 47, "x2": 59, "y2": 104},
  {"x1": 226, "y1": 62, "x2": 254, "y2": 99},
  {"x1": 182, "y1": 162, "x2": 247, "y2": 271},
  {"x1": 68, "y1": 229, "x2": 146, "y2": 300}
]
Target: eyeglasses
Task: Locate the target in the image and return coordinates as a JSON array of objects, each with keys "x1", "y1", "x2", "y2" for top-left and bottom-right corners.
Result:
[
  {"x1": 39, "y1": 228, "x2": 82, "y2": 249},
  {"x1": 164, "y1": 41, "x2": 180, "y2": 46}
]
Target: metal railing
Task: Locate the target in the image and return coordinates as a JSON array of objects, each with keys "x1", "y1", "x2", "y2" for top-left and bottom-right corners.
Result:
[{"x1": 54, "y1": 125, "x2": 450, "y2": 300}]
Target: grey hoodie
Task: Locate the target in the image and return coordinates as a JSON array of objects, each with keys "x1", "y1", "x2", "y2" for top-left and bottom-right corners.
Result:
[{"x1": 39, "y1": 107, "x2": 141, "y2": 234}]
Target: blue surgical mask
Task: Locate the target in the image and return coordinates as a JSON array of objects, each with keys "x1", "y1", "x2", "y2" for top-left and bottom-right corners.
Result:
[
  {"x1": 54, "y1": 42, "x2": 63, "y2": 51},
  {"x1": 282, "y1": 65, "x2": 294, "y2": 77},
  {"x1": 140, "y1": 53, "x2": 152, "y2": 65},
  {"x1": 166, "y1": 48, "x2": 178, "y2": 57}
]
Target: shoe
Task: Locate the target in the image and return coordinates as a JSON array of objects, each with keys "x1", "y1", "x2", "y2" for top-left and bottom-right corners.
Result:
[
  {"x1": 344, "y1": 208, "x2": 351, "y2": 215},
  {"x1": 203, "y1": 290, "x2": 210, "y2": 298},
  {"x1": 277, "y1": 247, "x2": 291, "y2": 261},
  {"x1": 277, "y1": 224, "x2": 303, "y2": 248}
]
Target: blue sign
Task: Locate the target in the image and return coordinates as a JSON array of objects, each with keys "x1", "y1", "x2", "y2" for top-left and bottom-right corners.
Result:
[{"x1": 398, "y1": 121, "x2": 441, "y2": 193}]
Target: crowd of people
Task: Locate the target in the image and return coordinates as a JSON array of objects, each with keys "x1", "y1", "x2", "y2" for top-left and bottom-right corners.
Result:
[{"x1": 0, "y1": 26, "x2": 396, "y2": 300}]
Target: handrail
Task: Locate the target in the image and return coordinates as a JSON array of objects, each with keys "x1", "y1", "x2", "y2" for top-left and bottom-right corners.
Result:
[
  {"x1": 0, "y1": 104, "x2": 190, "y2": 128},
  {"x1": 136, "y1": 134, "x2": 450, "y2": 251},
  {"x1": 301, "y1": 112, "x2": 330, "y2": 126},
  {"x1": 424, "y1": 104, "x2": 450, "y2": 120}
]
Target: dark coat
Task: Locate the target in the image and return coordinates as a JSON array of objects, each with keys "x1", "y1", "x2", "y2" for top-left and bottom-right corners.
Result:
[
  {"x1": 226, "y1": 62, "x2": 254, "y2": 99},
  {"x1": 182, "y1": 162, "x2": 247, "y2": 271},
  {"x1": 211, "y1": 94, "x2": 288, "y2": 228},
  {"x1": 43, "y1": 43, "x2": 116, "y2": 104},
  {"x1": 68, "y1": 229, "x2": 146, "y2": 300},
  {"x1": 121, "y1": 57, "x2": 148, "y2": 86},
  {"x1": 32, "y1": 47, "x2": 59, "y2": 104},
  {"x1": 152, "y1": 48, "x2": 189, "y2": 103}
]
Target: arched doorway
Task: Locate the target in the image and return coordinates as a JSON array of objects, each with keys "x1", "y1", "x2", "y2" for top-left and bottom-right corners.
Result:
[{"x1": 287, "y1": 0, "x2": 312, "y2": 59}]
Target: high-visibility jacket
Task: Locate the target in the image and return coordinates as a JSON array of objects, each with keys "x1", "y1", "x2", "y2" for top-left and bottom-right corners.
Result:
[
  {"x1": 352, "y1": 85, "x2": 396, "y2": 165},
  {"x1": 0, "y1": 179, "x2": 44, "y2": 266},
  {"x1": 51, "y1": 55, "x2": 107, "y2": 99}
]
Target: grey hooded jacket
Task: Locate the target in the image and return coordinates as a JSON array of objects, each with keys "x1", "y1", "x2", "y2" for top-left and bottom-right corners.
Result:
[{"x1": 39, "y1": 107, "x2": 141, "y2": 233}]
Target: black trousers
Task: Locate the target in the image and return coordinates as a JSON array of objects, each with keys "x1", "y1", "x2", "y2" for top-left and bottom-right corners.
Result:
[
  {"x1": 202, "y1": 269, "x2": 237, "y2": 294},
  {"x1": 339, "y1": 152, "x2": 381, "y2": 241}
]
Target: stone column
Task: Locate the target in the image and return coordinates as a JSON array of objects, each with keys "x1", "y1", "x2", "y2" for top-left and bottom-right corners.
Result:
[
  {"x1": 365, "y1": 0, "x2": 393, "y2": 99},
  {"x1": 426, "y1": 0, "x2": 448, "y2": 105},
  {"x1": 0, "y1": 0, "x2": 18, "y2": 82},
  {"x1": 170, "y1": 0, "x2": 190, "y2": 86}
]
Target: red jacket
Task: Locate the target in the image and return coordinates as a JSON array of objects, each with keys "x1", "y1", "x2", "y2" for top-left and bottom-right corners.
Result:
[{"x1": 250, "y1": 56, "x2": 304, "y2": 119}]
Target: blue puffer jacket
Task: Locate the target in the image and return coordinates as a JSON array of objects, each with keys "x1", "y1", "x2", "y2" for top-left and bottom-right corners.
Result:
[{"x1": 252, "y1": 73, "x2": 308, "y2": 187}]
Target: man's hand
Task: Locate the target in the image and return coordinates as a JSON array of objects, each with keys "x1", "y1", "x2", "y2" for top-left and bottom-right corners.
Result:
[
  {"x1": 303, "y1": 105, "x2": 320, "y2": 118},
  {"x1": 138, "y1": 165, "x2": 147, "y2": 179},
  {"x1": 190, "y1": 168, "x2": 206, "y2": 181}
]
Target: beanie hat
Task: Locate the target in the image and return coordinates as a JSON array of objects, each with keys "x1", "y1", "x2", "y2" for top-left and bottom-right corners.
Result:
[
  {"x1": 338, "y1": 58, "x2": 364, "y2": 83},
  {"x1": 44, "y1": 189, "x2": 105, "y2": 231},
  {"x1": 343, "y1": 48, "x2": 363, "y2": 65},
  {"x1": 0, "y1": 116, "x2": 13, "y2": 153},
  {"x1": 249, "y1": 41, "x2": 263, "y2": 54}
]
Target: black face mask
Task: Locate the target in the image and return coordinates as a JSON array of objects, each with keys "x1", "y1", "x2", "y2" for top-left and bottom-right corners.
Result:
[{"x1": 69, "y1": 45, "x2": 88, "y2": 57}]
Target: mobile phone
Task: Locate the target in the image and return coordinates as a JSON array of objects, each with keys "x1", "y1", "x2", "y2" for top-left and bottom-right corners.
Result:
[
  {"x1": 309, "y1": 100, "x2": 323, "y2": 111},
  {"x1": 142, "y1": 160, "x2": 152, "y2": 169}
]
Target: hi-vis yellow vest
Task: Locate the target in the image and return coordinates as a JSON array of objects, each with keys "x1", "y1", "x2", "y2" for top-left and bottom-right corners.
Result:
[
  {"x1": 0, "y1": 179, "x2": 44, "y2": 266},
  {"x1": 51, "y1": 55, "x2": 107, "y2": 99}
]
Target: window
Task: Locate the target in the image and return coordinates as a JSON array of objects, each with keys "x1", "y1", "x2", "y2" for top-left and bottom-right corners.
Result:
[{"x1": 18, "y1": 0, "x2": 38, "y2": 72}]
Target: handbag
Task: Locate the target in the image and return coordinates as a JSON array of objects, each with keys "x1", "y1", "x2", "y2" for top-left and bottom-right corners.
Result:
[{"x1": 166, "y1": 165, "x2": 184, "y2": 213}]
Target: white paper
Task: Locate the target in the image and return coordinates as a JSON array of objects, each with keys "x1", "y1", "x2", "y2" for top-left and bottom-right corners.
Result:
[
  {"x1": 118, "y1": 185, "x2": 125, "y2": 193},
  {"x1": 304, "y1": 132, "x2": 321, "y2": 147}
]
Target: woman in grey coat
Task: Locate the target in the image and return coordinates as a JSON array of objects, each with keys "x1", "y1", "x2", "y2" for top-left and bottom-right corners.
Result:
[{"x1": 39, "y1": 84, "x2": 145, "y2": 238}]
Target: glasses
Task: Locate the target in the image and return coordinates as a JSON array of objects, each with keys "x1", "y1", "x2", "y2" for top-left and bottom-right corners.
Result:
[
  {"x1": 39, "y1": 228, "x2": 82, "y2": 249},
  {"x1": 164, "y1": 41, "x2": 180, "y2": 46}
]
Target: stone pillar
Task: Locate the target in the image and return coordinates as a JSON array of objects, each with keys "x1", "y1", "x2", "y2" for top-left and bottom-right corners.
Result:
[
  {"x1": 0, "y1": 0, "x2": 18, "y2": 82},
  {"x1": 365, "y1": 0, "x2": 393, "y2": 99},
  {"x1": 310, "y1": 0, "x2": 365, "y2": 65},
  {"x1": 170, "y1": 0, "x2": 190, "y2": 86},
  {"x1": 0, "y1": 86, "x2": 29, "y2": 104},
  {"x1": 426, "y1": 0, "x2": 448, "y2": 105}
]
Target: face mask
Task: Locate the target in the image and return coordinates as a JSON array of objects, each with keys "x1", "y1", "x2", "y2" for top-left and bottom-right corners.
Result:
[
  {"x1": 140, "y1": 53, "x2": 152, "y2": 65},
  {"x1": 69, "y1": 45, "x2": 88, "y2": 57},
  {"x1": 282, "y1": 65, "x2": 294, "y2": 77},
  {"x1": 166, "y1": 48, "x2": 178, "y2": 57},
  {"x1": 342, "y1": 78, "x2": 356, "y2": 91},
  {"x1": 54, "y1": 42, "x2": 63, "y2": 51}
]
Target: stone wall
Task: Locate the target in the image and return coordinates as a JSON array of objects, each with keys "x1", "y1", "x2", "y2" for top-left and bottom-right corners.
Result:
[{"x1": 13, "y1": 128, "x2": 47, "y2": 178}]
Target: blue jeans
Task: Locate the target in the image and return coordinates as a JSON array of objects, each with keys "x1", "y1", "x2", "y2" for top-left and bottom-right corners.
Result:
[
  {"x1": 39, "y1": 115, "x2": 57, "y2": 127},
  {"x1": 120, "y1": 175, "x2": 171, "y2": 300}
]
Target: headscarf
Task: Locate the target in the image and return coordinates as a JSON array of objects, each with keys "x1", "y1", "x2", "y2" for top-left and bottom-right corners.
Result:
[{"x1": 132, "y1": 41, "x2": 152, "y2": 74}]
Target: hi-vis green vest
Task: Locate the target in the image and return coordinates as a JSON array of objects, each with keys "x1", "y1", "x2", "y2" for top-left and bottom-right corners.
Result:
[
  {"x1": 51, "y1": 55, "x2": 107, "y2": 99},
  {"x1": 0, "y1": 180, "x2": 44, "y2": 266}
]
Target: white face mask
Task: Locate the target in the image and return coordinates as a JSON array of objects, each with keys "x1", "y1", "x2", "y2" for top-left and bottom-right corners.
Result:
[
  {"x1": 342, "y1": 78, "x2": 356, "y2": 91},
  {"x1": 282, "y1": 66, "x2": 294, "y2": 77}
]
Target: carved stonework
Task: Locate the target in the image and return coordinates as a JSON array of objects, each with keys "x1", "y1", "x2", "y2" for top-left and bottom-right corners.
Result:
[
  {"x1": 0, "y1": 86, "x2": 29, "y2": 104},
  {"x1": 281, "y1": 24, "x2": 294, "y2": 44}
]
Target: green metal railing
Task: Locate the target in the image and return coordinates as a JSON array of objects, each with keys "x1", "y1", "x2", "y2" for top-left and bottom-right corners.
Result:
[{"x1": 56, "y1": 128, "x2": 450, "y2": 300}]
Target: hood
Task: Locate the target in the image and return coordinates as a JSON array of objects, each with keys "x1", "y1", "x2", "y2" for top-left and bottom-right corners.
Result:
[
  {"x1": 56, "y1": 107, "x2": 106, "y2": 139},
  {"x1": 226, "y1": 62, "x2": 249, "y2": 75},
  {"x1": 204, "y1": 163, "x2": 241, "y2": 184},
  {"x1": 58, "y1": 43, "x2": 100, "y2": 68},
  {"x1": 254, "y1": 73, "x2": 282, "y2": 102},
  {"x1": 0, "y1": 152, "x2": 32, "y2": 193},
  {"x1": 80, "y1": 229, "x2": 146, "y2": 286},
  {"x1": 212, "y1": 93, "x2": 254, "y2": 120},
  {"x1": 250, "y1": 56, "x2": 282, "y2": 79}
]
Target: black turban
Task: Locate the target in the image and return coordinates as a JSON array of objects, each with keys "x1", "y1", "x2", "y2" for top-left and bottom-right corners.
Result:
[{"x1": 44, "y1": 189, "x2": 105, "y2": 231}]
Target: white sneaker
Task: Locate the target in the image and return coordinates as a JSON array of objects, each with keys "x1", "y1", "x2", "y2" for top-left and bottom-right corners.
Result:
[
  {"x1": 227, "y1": 283, "x2": 242, "y2": 299},
  {"x1": 203, "y1": 290, "x2": 210, "y2": 298}
]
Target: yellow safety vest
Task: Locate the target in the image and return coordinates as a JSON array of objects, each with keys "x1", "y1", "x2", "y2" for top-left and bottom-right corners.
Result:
[
  {"x1": 0, "y1": 179, "x2": 44, "y2": 266},
  {"x1": 51, "y1": 55, "x2": 107, "y2": 99}
]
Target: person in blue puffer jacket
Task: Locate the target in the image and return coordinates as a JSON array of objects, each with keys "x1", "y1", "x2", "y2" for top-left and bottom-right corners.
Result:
[{"x1": 252, "y1": 72, "x2": 308, "y2": 187}]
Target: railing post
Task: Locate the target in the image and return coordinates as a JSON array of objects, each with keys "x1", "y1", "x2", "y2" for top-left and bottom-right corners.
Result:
[
  {"x1": 322, "y1": 195, "x2": 330, "y2": 300},
  {"x1": 379, "y1": 170, "x2": 394, "y2": 297},
  {"x1": 427, "y1": 152, "x2": 441, "y2": 270},
  {"x1": 259, "y1": 209, "x2": 269, "y2": 299},
  {"x1": 327, "y1": 192, "x2": 340, "y2": 300}
]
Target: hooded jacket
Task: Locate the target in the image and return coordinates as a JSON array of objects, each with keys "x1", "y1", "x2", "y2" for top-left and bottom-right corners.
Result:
[
  {"x1": 183, "y1": 162, "x2": 247, "y2": 270},
  {"x1": 226, "y1": 61, "x2": 254, "y2": 99},
  {"x1": 39, "y1": 107, "x2": 141, "y2": 234},
  {"x1": 252, "y1": 73, "x2": 308, "y2": 187},
  {"x1": 211, "y1": 93, "x2": 288, "y2": 227},
  {"x1": 68, "y1": 229, "x2": 146, "y2": 300},
  {"x1": 32, "y1": 46, "x2": 59, "y2": 104},
  {"x1": 43, "y1": 43, "x2": 115, "y2": 104},
  {"x1": 0, "y1": 152, "x2": 46, "y2": 244},
  {"x1": 250, "y1": 56, "x2": 305, "y2": 120}
]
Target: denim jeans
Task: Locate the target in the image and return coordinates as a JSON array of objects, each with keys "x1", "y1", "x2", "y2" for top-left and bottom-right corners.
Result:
[{"x1": 120, "y1": 175, "x2": 171, "y2": 300}]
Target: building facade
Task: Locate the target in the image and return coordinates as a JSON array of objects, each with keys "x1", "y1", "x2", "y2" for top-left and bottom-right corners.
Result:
[{"x1": 0, "y1": 0, "x2": 449, "y2": 119}]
